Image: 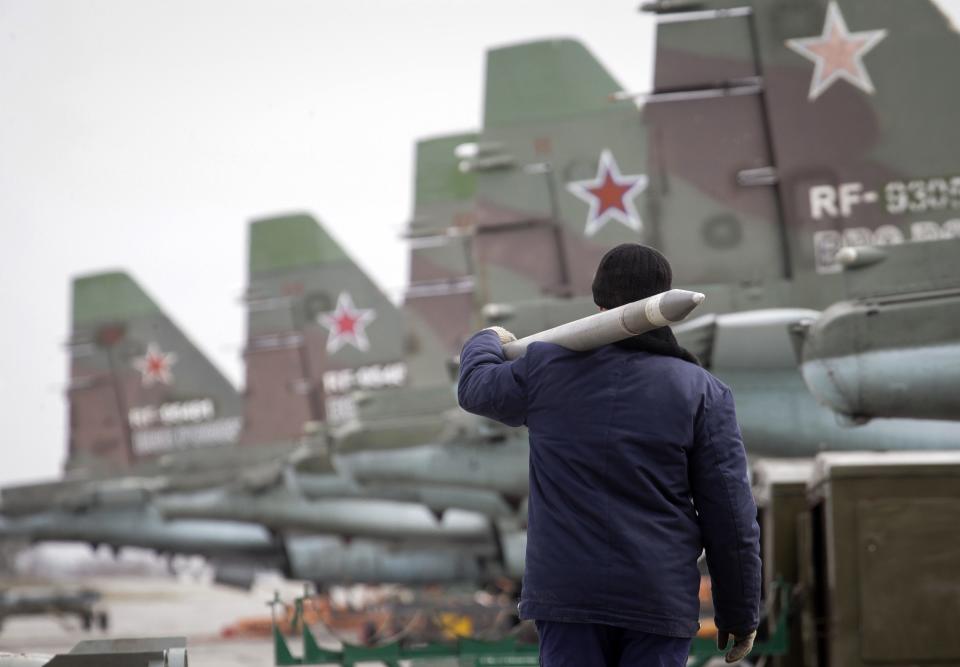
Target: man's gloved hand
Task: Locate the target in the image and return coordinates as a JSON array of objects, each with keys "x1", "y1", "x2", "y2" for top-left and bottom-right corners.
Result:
[
  {"x1": 717, "y1": 629, "x2": 756, "y2": 663},
  {"x1": 484, "y1": 326, "x2": 517, "y2": 345}
]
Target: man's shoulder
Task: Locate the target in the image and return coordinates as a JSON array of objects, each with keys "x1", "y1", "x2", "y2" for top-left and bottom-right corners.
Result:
[
  {"x1": 519, "y1": 342, "x2": 730, "y2": 393},
  {"x1": 465, "y1": 329, "x2": 500, "y2": 346},
  {"x1": 525, "y1": 341, "x2": 617, "y2": 371},
  {"x1": 623, "y1": 351, "x2": 730, "y2": 396},
  {"x1": 662, "y1": 355, "x2": 722, "y2": 384},
  {"x1": 525, "y1": 340, "x2": 584, "y2": 359},
  {"x1": 461, "y1": 329, "x2": 504, "y2": 358}
]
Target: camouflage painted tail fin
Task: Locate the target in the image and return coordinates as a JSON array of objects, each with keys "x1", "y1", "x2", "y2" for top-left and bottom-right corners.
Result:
[
  {"x1": 648, "y1": 0, "x2": 960, "y2": 277},
  {"x1": 67, "y1": 272, "x2": 243, "y2": 473},
  {"x1": 241, "y1": 214, "x2": 406, "y2": 446},
  {"x1": 469, "y1": 40, "x2": 645, "y2": 303},
  {"x1": 754, "y1": 0, "x2": 960, "y2": 274},
  {"x1": 483, "y1": 38, "x2": 626, "y2": 129},
  {"x1": 403, "y1": 132, "x2": 481, "y2": 383}
]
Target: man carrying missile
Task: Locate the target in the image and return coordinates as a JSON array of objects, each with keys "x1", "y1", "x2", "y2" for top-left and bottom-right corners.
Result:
[{"x1": 458, "y1": 244, "x2": 760, "y2": 666}]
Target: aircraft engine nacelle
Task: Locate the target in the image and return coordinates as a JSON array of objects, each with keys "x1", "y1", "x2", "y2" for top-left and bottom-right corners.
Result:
[
  {"x1": 799, "y1": 294, "x2": 960, "y2": 422},
  {"x1": 284, "y1": 536, "x2": 495, "y2": 585}
]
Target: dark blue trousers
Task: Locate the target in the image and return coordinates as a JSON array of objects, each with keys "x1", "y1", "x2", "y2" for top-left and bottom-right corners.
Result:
[{"x1": 536, "y1": 620, "x2": 692, "y2": 667}]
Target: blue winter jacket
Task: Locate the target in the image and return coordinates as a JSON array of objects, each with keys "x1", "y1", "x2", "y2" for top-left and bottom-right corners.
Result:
[{"x1": 457, "y1": 330, "x2": 760, "y2": 638}]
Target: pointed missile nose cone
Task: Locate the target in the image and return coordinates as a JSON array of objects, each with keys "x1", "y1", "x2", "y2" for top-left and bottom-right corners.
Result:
[{"x1": 658, "y1": 290, "x2": 707, "y2": 323}]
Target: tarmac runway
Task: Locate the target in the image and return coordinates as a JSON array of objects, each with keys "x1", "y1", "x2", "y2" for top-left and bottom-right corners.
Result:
[{"x1": 0, "y1": 574, "x2": 315, "y2": 667}]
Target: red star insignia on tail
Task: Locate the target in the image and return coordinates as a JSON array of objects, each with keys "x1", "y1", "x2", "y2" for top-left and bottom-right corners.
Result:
[
  {"x1": 566, "y1": 150, "x2": 648, "y2": 237},
  {"x1": 786, "y1": 1, "x2": 887, "y2": 101},
  {"x1": 318, "y1": 292, "x2": 376, "y2": 354},
  {"x1": 133, "y1": 342, "x2": 177, "y2": 386}
]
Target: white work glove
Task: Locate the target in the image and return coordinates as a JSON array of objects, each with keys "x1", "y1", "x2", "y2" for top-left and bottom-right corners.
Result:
[
  {"x1": 484, "y1": 326, "x2": 517, "y2": 345},
  {"x1": 717, "y1": 629, "x2": 756, "y2": 663}
]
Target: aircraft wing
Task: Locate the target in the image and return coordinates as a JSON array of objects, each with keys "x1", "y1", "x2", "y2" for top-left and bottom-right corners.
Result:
[{"x1": 673, "y1": 314, "x2": 718, "y2": 369}]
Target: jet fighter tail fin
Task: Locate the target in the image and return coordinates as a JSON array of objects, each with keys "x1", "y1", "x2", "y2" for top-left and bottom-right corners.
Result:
[
  {"x1": 466, "y1": 39, "x2": 645, "y2": 304},
  {"x1": 403, "y1": 133, "x2": 482, "y2": 384},
  {"x1": 67, "y1": 272, "x2": 243, "y2": 473},
  {"x1": 241, "y1": 214, "x2": 406, "y2": 446},
  {"x1": 649, "y1": 0, "x2": 960, "y2": 275},
  {"x1": 483, "y1": 39, "x2": 627, "y2": 128}
]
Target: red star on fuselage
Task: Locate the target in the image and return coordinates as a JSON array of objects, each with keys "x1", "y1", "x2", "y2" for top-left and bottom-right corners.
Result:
[
  {"x1": 132, "y1": 342, "x2": 177, "y2": 386},
  {"x1": 334, "y1": 311, "x2": 358, "y2": 335},
  {"x1": 567, "y1": 150, "x2": 648, "y2": 237},
  {"x1": 318, "y1": 292, "x2": 376, "y2": 354},
  {"x1": 588, "y1": 170, "x2": 635, "y2": 218},
  {"x1": 786, "y1": 1, "x2": 887, "y2": 101}
]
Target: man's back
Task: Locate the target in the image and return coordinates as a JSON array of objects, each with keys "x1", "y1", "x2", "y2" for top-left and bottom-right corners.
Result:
[
  {"x1": 523, "y1": 342, "x2": 708, "y2": 637},
  {"x1": 457, "y1": 330, "x2": 760, "y2": 640}
]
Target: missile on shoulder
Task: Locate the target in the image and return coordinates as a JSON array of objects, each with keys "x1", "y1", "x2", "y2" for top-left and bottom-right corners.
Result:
[{"x1": 501, "y1": 289, "x2": 705, "y2": 360}]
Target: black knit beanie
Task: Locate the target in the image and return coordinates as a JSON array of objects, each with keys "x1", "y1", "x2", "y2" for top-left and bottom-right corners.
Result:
[
  {"x1": 592, "y1": 244, "x2": 672, "y2": 309},
  {"x1": 591, "y1": 244, "x2": 699, "y2": 364}
]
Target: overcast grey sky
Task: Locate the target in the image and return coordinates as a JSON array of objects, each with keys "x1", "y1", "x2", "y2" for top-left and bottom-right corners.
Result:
[
  {"x1": 2, "y1": 1, "x2": 958, "y2": 486},
  {"x1": 0, "y1": 0, "x2": 656, "y2": 484}
]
